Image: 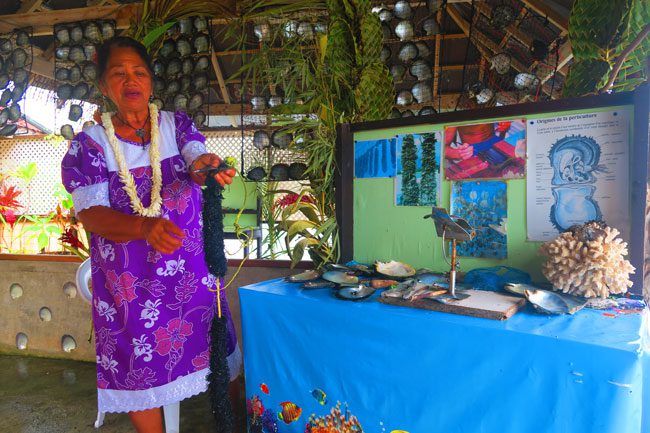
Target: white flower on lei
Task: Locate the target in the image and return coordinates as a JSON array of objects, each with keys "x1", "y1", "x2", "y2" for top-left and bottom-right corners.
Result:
[
  {"x1": 156, "y1": 256, "x2": 185, "y2": 277},
  {"x1": 97, "y1": 354, "x2": 119, "y2": 373},
  {"x1": 94, "y1": 299, "x2": 117, "y2": 322},
  {"x1": 132, "y1": 334, "x2": 154, "y2": 362},
  {"x1": 139, "y1": 299, "x2": 162, "y2": 329}
]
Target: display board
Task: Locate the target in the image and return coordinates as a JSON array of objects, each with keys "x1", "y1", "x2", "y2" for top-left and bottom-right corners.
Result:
[{"x1": 336, "y1": 88, "x2": 650, "y2": 293}]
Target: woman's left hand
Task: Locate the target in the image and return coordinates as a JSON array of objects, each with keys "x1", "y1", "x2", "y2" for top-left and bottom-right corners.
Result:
[{"x1": 190, "y1": 153, "x2": 236, "y2": 186}]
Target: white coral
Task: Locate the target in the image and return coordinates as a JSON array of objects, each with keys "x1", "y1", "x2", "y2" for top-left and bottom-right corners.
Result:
[{"x1": 539, "y1": 224, "x2": 635, "y2": 298}]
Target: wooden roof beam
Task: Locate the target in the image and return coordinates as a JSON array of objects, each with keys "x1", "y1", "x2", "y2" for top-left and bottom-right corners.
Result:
[
  {"x1": 0, "y1": 3, "x2": 139, "y2": 36},
  {"x1": 17, "y1": 0, "x2": 44, "y2": 14},
  {"x1": 520, "y1": 0, "x2": 569, "y2": 32},
  {"x1": 210, "y1": 51, "x2": 239, "y2": 127},
  {"x1": 473, "y1": 2, "x2": 532, "y2": 49},
  {"x1": 206, "y1": 103, "x2": 251, "y2": 116},
  {"x1": 539, "y1": 38, "x2": 573, "y2": 84},
  {"x1": 446, "y1": 5, "x2": 528, "y2": 73},
  {"x1": 31, "y1": 55, "x2": 54, "y2": 80},
  {"x1": 432, "y1": 10, "x2": 442, "y2": 99}
]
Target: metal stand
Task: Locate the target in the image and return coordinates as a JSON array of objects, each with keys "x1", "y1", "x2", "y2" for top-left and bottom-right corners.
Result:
[
  {"x1": 450, "y1": 238, "x2": 458, "y2": 297},
  {"x1": 424, "y1": 207, "x2": 475, "y2": 298}
]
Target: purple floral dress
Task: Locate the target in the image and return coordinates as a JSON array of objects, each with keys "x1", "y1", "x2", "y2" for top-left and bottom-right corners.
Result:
[{"x1": 61, "y1": 111, "x2": 241, "y2": 413}]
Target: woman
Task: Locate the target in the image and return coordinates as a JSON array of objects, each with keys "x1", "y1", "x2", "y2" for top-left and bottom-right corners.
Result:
[{"x1": 61, "y1": 36, "x2": 240, "y2": 433}]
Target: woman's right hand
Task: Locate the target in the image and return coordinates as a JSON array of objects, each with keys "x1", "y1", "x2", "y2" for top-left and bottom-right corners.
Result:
[
  {"x1": 446, "y1": 143, "x2": 474, "y2": 160},
  {"x1": 140, "y1": 217, "x2": 185, "y2": 254}
]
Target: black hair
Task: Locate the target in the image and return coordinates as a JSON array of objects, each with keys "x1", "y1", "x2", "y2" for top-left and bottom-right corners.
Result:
[{"x1": 96, "y1": 36, "x2": 154, "y2": 80}]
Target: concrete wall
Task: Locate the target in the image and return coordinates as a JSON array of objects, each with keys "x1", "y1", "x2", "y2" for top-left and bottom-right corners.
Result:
[{"x1": 0, "y1": 258, "x2": 300, "y2": 362}]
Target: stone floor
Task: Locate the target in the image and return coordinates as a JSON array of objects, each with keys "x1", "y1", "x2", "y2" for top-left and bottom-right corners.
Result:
[{"x1": 0, "y1": 355, "x2": 245, "y2": 433}]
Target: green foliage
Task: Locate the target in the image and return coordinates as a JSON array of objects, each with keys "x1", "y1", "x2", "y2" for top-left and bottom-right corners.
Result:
[
  {"x1": 13, "y1": 162, "x2": 37, "y2": 185},
  {"x1": 142, "y1": 21, "x2": 177, "y2": 48},
  {"x1": 44, "y1": 133, "x2": 67, "y2": 148},
  {"x1": 53, "y1": 184, "x2": 74, "y2": 211},
  {"x1": 279, "y1": 189, "x2": 339, "y2": 268},
  {"x1": 401, "y1": 135, "x2": 419, "y2": 206},
  {"x1": 325, "y1": 18, "x2": 355, "y2": 95},
  {"x1": 614, "y1": 0, "x2": 650, "y2": 90},
  {"x1": 568, "y1": 0, "x2": 629, "y2": 59},
  {"x1": 20, "y1": 213, "x2": 61, "y2": 251},
  {"x1": 351, "y1": 0, "x2": 371, "y2": 17},
  {"x1": 420, "y1": 133, "x2": 438, "y2": 206},
  {"x1": 233, "y1": 0, "x2": 393, "y2": 266},
  {"x1": 359, "y1": 14, "x2": 382, "y2": 67},
  {"x1": 564, "y1": 0, "x2": 649, "y2": 96},
  {"x1": 563, "y1": 59, "x2": 611, "y2": 98},
  {"x1": 355, "y1": 62, "x2": 394, "y2": 121}
]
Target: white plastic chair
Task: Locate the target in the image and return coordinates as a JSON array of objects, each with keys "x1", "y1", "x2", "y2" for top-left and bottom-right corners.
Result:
[
  {"x1": 93, "y1": 403, "x2": 178, "y2": 432},
  {"x1": 77, "y1": 259, "x2": 181, "y2": 433}
]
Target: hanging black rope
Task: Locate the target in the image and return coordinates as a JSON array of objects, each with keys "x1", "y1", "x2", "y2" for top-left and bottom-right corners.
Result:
[{"x1": 202, "y1": 165, "x2": 233, "y2": 433}]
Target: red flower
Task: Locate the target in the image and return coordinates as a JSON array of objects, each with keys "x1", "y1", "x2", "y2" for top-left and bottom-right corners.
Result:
[
  {"x1": 60, "y1": 227, "x2": 85, "y2": 249},
  {"x1": 153, "y1": 318, "x2": 194, "y2": 356},
  {"x1": 275, "y1": 193, "x2": 314, "y2": 209},
  {"x1": 3, "y1": 209, "x2": 16, "y2": 228},
  {"x1": 0, "y1": 185, "x2": 22, "y2": 212}
]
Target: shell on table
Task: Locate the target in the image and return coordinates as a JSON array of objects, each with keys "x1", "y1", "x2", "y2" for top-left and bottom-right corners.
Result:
[
  {"x1": 375, "y1": 260, "x2": 416, "y2": 278},
  {"x1": 286, "y1": 270, "x2": 321, "y2": 282}
]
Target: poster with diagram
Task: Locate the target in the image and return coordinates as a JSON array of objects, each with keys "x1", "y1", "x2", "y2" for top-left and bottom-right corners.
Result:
[
  {"x1": 526, "y1": 109, "x2": 631, "y2": 241},
  {"x1": 394, "y1": 132, "x2": 442, "y2": 206},
  {"x1": 450, "y1": 180, "x2": 508, "y2": 259}
]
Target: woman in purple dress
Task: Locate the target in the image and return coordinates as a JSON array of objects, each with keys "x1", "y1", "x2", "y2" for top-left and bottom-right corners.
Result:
[{"x1": 61, "y1": 37, "x2": 241, "y2": 432}]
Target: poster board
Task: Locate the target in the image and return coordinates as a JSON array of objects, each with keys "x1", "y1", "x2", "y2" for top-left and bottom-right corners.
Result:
[{"x1": 336, "y1": 88, "x2": 649, "y2": 293}]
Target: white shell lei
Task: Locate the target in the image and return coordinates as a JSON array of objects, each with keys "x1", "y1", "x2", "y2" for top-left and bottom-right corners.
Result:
[{"x1": 102, "y1": 103, "x2": 163, "y2": 217}]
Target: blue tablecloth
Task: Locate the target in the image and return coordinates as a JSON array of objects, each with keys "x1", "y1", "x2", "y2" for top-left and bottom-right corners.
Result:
[{"x1": 239, "y1": 279, "x2": 650, "y2": 433}]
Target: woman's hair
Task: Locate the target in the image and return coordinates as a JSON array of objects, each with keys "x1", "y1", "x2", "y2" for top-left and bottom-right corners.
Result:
[{"x1": 96, "y1": 36, "x2": 154, "y2": 80}]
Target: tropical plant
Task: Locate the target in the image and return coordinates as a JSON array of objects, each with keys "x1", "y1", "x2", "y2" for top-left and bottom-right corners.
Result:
[
  {"x1": 275, "y1": 190, "x2": 338, "y2": 267},
  {"x1": 13, "y1": 161, "x2": 37, "y2": 184},
  {"x1": 20, "y1": 213, "x2": 62, "y2": 252},
  {"x1": 0, "y1": 181, "x2": 23, "y2": 251},
  {"x1": 564, "y1": 0, "x2": 650, "y2": 96},
  {"x1": 401, "y1": 134, "x2": 419, "y2": 206},
  {"x1": 127, "y1": 0, "x2": 237, "y2": 52},
  {"x1": 231, "y1": 0, "x2": 394, "y2": 267},
  {"x1": 52, "y1": 183, "x2": 89, "y2": 259},
  {"x1": 10, "y1": 162, "x2": 37, "y2": 214},
  {"x1": 256, "y1": 180, "x2": 284, "y2": 259}
]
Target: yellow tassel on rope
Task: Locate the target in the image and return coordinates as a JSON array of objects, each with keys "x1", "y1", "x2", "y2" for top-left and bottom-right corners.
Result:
[{"x1": 217, "y1": 279, "x2": 222, "y2": 319}]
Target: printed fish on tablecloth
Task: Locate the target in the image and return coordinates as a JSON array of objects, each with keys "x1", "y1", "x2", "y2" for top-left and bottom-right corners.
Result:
[
  {"x1": 260, "y1": 383, "x2": 269, "y2": 394},
  {"x1": 278, "y1": 401, "x2": 302, "y2": 424}
]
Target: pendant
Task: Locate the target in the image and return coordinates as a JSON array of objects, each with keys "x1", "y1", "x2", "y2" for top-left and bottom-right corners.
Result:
[{"x1": 135, "y1": 128, "x2": 145, "y2": 139}]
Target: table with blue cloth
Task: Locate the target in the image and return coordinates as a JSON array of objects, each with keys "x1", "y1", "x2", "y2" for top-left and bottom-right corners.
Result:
[{"x1": 239, "y1": 278, "x2": 650, "y2": 433}]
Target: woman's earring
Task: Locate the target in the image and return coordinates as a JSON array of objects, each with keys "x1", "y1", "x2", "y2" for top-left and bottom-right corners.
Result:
[{"x1": 149, "y1": 95, "x2": 154, "y2": 103}]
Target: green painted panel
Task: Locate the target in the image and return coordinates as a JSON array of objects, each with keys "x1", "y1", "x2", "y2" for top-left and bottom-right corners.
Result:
[
  {"x1": 222, "y1": 176, "x2": 258, "y2": 230},
  {"x1": 352, "y1": 105, "x2": 633, "y2": 282}
]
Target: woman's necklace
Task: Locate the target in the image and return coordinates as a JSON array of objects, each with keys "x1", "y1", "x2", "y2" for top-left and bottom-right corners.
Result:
[
  {"x1": 102, "y1": 103, "x2": 163, "y2": 217},
  {"x1": 114, "y1": 111, "x2": 150, "y2": 145}
]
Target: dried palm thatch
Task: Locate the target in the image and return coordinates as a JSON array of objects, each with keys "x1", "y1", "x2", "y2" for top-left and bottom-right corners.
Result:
[{"x1": 127, "y1": 0, "x2": 237, "y2": 52}]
